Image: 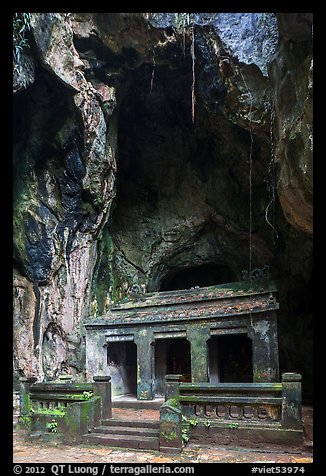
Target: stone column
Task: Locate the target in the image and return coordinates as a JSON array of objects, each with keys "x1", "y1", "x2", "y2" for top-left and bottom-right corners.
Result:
[
  {"x1": 165, "y1": 374, "x2": 183, "y2": 402},
  {"x1": 159, "y1": 402, "x2": 182, "y2": 454},
  {"x1": 18, "y1": 376, "x2": 37, "y2": 429},
  {"x1": 134, "y1": 330, "x2": 155, "y2": 400},
  {"x1": 93, "y1": 376, "x2": 112, "y2": 420},
  {"x1": 155, "y1": 340, "x2": 167, "y2": 395},
  {"x1": 281, "y1": 372, "x2": 302, "y2": 430},
  {"x1": 85, "y1": 327, "x2": 107, "y2": 380},
  {"x1": 187, "y1": 326, "x2": 211, "y2": 383},
  {"x1": 248, "y1": 312, "x2": 280, "y2": 382}
]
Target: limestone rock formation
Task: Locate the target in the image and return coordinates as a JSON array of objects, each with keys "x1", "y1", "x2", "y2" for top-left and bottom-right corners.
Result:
[{"x1": 13, "y1": 13, "x2": 312, "y2": 398}]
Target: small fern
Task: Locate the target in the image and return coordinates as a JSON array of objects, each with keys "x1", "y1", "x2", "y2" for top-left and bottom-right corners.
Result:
[
  {"x1": 46, "y1": 420, "x2": 58, "y2": 433},
  {"x1": 82, "y1": 391, "x2": 93, "y2": 400},
  {"x1": 13, "y1": 13, "x2": 31, "y2": 64}
]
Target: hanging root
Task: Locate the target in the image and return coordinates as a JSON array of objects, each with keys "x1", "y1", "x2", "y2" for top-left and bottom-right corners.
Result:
[
  {"x1": 238, "y1": 67, "x2": 254, "y2": 279},
  {"x1": 191, "y1": 25, "x2": 196, "y2": 124},
  {"x1": 183, "y1": 23, "x2": 186, "y2": 55},
  {"x1": 265, "y1": 198, "x2": 279, "y2": 238},
  {"x1": 265, "y1": 103, "x2": 279, "y2": 240},
  {"x1": 150, "y1": 49, "x2": 155, "y2": 93}
]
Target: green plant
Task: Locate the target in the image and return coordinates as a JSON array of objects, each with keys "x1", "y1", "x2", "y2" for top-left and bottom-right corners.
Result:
[
  {"x1": 182, "y1": 428, "x2": 189, "y2": 445},
  {"x1": 46, "y1": 420, "x2": 58, "y2": 433},
  {"x1": 204, "y1": 420, "x2": 211, "y2": 428},
  {"x1": 188, "y1": 418, "x2": 198, "y2": 427},
  {"x1": 82, "y1": 391, "x2": 93, "y2": 400},
  {"x1": 182, "y1": 415, "x2": 198, "y2": 427},
  {"x1": 181, "y1": 415, "x2": 199, "y2": 446},
  {"x1": 13, "y1": 13, "x2": 31, "y2": 64},
  {"x1": 228, "y1": 422, "x2": 239, "y2": 429}
]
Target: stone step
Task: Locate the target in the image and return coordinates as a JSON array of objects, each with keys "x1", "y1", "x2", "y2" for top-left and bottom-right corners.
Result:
[
  {"x1": 83, "y1": 432, "x2": 159, "y2": 450},
  {"x1": 101, "y1": 418, "x2": 160, "y2": 429},
  {"x1": 112, "y1": 399, "x2": 163, "y2": 410},
  {"x1": 93, "y1": 425, "x2": 159, "y2": 437},
  {"x1": 303, "y1": 440, "x2": 313, "y2": 452}
]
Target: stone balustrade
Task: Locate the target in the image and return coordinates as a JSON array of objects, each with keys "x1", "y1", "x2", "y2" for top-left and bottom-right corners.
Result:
[
  {"x1": 159, "y1": 372, "x2": 303, "y2": 452},
  {"x1": 18, "y1": 375, "x2": 112, "y2": 443}
]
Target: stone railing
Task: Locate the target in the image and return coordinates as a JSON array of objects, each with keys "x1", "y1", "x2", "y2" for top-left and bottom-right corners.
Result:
[
  {"x1": 18, "y1": 375, "x2": 112, "y2": 443},
  {"x1": 180, "y1": 382, "x2": 283, "y2": 424},
  {"x1": 159, "y1": 373, "x2": 303, "y2": 453}
]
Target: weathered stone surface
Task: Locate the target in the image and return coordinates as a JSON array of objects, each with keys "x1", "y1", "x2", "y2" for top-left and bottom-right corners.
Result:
[
  {"x1": 271, "y1": 13, "x2": 313, "y2": 235},
  {"x1": 13, "y1": 13, "x2": 117, "y2": 382},
  {"x1": 209, "y1": 13, "x2": 278, "y2": 77},
  {"x1": 148, "y1": 13, "x2": 278, "y2": 77},
  {"x1": 30, "y1": 13, "x2": 84, "y2": 91},
  {"x1": 159, "y1": 397, "x2": 182, "y2": 453},
  {"x1": 13, "y1": 273, "x2": 39, "y2": 385}
]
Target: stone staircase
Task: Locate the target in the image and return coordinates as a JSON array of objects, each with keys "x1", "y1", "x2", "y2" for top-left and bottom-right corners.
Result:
[
  {"x1": 82, "y1": 396, "x2": 162, "y2": 450},
  {"x1": 83, "y1": 418, "x2": 160, "y2": 450}
]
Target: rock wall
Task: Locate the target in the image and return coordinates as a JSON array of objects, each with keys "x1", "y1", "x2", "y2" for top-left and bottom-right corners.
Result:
[
  {"x1": 272, "y1": 13, "x2": 313, "y2": 235},
  {"x1": 13, "y1": 13, "x2": 117, "y2": 383},
  {"x1": 13, "y1": 13, "x2": 312, "y2": 397}
]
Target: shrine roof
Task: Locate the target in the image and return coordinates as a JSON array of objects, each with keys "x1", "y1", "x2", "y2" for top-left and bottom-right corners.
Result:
[
  {"x1": 111, "y1": 279, "x2": 277, "y2": 310},
  {"x1": 85, "y1": 279, "x2": 278, "y2": 328}
]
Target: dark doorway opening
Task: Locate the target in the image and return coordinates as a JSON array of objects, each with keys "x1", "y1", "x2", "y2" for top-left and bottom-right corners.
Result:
[
  {"x1": 160, "y1": 263, "x2": 234, "y2": 291},
  {"x1": 107, "y1": 341, "x2": 137, "y2": 396},
  {"x1": 154, "y1": 338, "x2": 191, "y2": 396},
  {"x1": 208, "y1": 334, "x2": 253, "y2": 383}
]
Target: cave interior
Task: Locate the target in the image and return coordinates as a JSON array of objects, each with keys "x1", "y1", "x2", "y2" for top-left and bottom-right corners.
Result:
[{"x1": 13, "y1": 14, "x2": 312, "y2": 401}]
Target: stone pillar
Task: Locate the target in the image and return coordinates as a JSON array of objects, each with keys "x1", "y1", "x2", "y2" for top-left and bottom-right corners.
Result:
[
  {"x1": 159, "y1": 402, "x2": 182, "y2": 454},
  {"x1": 18, "y1": 376, "x2": 37, "y2": 429},
  {"x1": 155, "y1": 340, "x2": 167, "y2": 395},
  {"x1": 85, "y1": 328, "x2": 107, "y2": 380},
  {"x1": 165, "y1": 374, "x2": 183, "y2": 402},
  {"x1": 208, "y1": 338, "x2": 220, "y2": 383},
  {"x1": 187, "y1": 326, "x2": 210, "y2": 383},
  {"x1": 248, "y1": 312, "x2": 280, "y2": 382},
  {"x1": 281, "y1": 373, "x2": 302, "y2": 430},
  {"x1": 134, "y1": 330, "x2": 155, "y2": 400},
  {"x1": 93, "y1": 376, "x2": 112, "y2": 420}
]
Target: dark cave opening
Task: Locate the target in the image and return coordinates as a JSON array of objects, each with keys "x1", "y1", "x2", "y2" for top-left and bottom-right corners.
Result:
[
  {"x1": 110, "y1": 55, "x2": 255, "y2": 291},
  {"x1": 159, "y1": 263, "x2": 234, "y2": 291}
]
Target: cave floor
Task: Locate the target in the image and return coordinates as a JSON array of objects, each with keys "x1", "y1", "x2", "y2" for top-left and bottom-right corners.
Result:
[{"x1": 13, "y1": 406, "x2": 313, "y2": 464}]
